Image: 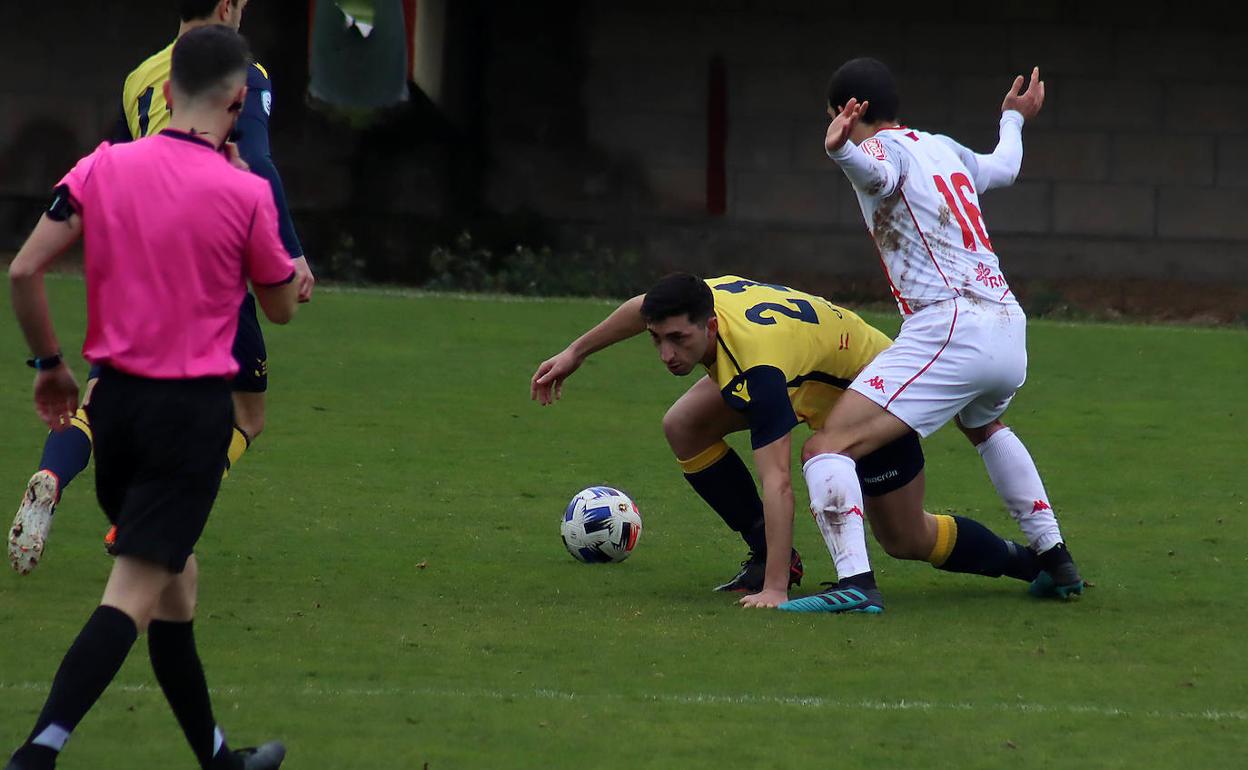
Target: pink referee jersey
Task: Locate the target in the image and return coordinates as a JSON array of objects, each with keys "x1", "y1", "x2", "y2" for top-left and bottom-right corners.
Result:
[{"x1": 58, "y1": 130, "x2": 294, "y2": 380}]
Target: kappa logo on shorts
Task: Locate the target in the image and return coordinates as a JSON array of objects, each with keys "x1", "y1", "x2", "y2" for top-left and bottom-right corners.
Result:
[
  {"x1": 1031, "y1": 500, "x2": 1052, "y2": 514},
  {"x1": 865, "y1": 376, "x2": 886, "y2": 393}
]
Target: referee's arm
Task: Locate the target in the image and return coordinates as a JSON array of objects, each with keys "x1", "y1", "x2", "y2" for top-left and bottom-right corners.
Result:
[
  {"x1": 10, "y1": 207, "x2": 84, "y2": 428},
  {"x1": 10, "y1": 209, "x2": 82, "y2": 358}
]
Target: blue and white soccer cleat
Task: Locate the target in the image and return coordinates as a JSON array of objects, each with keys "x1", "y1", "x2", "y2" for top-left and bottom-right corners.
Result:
[{"x1": 778, "y1": 585, "x2": 885, "y2": 614}]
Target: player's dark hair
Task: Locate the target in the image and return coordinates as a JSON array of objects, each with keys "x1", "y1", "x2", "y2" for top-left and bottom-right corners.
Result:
[
  {"x1": 641, "y1": 273, "x2": 715, "y2": 326},
  {"x1": 179, "y1": 0, "x2": 238, "y2": 23},
  {"x1": 827, "y1": 57, "x2": 900, "y2": 124},
  {"x1": 171, "y1": 25, "x2": 251, "y2": 102}
]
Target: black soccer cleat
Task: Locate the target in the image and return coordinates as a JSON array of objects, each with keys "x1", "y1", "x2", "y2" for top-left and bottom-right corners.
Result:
[
  {"x1": 231, "y1": 741, "x2": 286, "y2": 770},
  {"x1": 714, "y1": 549, "x2": 803, "y2": 592},
  {"x1": 1029, "y1": 542, "x2": 1084, "y2": 599}
]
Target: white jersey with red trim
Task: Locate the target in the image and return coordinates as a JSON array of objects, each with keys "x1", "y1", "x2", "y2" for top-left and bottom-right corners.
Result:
[{"x1": 831, "y1": 114, "x2": 1024, "y2": 315}]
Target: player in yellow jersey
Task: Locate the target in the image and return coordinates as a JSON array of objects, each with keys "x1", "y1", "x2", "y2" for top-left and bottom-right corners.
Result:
[
  {"x1": 9, "y1": 0, "x2": 313, "y2": 573},
  {"x1": 532, "y1": 274, "x2": 1044, "y2": 613}
]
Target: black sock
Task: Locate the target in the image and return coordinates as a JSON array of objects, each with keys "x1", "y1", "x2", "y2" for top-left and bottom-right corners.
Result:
[
  {"x1": 681, "y1": 446, "x2": 766, "y2": 553},
  {"x1": 148, "y1": 620, "x2": 230, "y2": 769},
  {"x1": 839, "y1": 570, "x2": 877, "y2": 591},
  {"x1": 929, "y1": 515, "x2": 1039, "y2": 582},
  {"x1": 15, "y1": 605, "x2": 138, "y2": 766}
]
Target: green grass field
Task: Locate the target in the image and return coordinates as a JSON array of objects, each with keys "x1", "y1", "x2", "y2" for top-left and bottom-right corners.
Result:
[{"x1": 1, "y1": 276, "x2": 1245, "y2": 769}]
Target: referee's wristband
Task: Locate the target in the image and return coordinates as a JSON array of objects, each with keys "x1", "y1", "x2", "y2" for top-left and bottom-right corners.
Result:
[{"x1": 26, "y1": 352, "x2": 63, "y2": 371}]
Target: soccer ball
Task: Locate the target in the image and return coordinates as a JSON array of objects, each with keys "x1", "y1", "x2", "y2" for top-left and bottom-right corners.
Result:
[{"x1": 560, "y1": 486, "x2": 642, "y2": 563}]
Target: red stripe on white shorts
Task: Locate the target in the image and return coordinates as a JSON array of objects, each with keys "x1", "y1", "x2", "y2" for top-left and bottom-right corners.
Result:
[{"x1": 884, "y1": 301, "x2": 958, "y2": 409}]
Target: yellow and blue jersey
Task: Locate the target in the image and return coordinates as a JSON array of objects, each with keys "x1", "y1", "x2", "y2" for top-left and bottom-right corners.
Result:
[
  {"x1": 704, "y1": 276, "x2": 892, "y2": 449},
  {"x1": 117, "y1": 42, "x2": 302, "y2": 259}
]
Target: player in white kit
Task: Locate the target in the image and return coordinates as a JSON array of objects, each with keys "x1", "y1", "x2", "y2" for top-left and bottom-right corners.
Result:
[{"x1": 767, "y1": 58, "x2": 1083, "y2": 613}]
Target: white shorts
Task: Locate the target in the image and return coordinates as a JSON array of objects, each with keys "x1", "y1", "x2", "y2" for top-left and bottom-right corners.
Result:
[{"x1": 850, "y1": 298, "x2": 1028, "y2": 438}]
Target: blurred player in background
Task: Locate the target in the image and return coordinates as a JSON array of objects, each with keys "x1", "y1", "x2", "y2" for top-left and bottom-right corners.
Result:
[
  {"x1": 9, "y1": 0, "x2": 314, "y2": 573},
  {"x1": 533, "y1": 274, "x2": 1047, "y2": 612},
  {"x1": 792, "y1": 59, "x2": 1084, "y2": 613},
  {"x1": 5, "y1": 26, "x2": 293, "y2": 769}
]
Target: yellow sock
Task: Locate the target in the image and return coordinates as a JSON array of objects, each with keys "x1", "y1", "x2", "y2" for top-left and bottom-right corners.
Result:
[
  {"x1": 927, "y1": 514, "x2": 958, "y2": 567},
  {"x1": 677, "y1": 441, "x2": 730, "y2": 474},
  {"x1": 223, "y1": 426, "x2": 250, "y2": 479}
]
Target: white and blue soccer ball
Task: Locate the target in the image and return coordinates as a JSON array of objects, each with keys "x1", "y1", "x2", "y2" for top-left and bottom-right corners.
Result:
[{"x1": 561, "y1": 486, "x2": 642, "y2": 563}]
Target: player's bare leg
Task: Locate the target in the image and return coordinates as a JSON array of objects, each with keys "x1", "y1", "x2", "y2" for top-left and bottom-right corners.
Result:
[
  {"x1": 227, "y1": 391, "x2": 265, "y2": 476},
  {"x1": 865, "y1": 472, "x2": 1040, "y2": 583},
  {"x1": 780, "y1": 391, "x2": 908, "y2": 614},
  {"x1": 957, "y1": 417, "x2": 1084, "y2": 598},
  {"x1": 663, "y1": 376, "x2": 803, "y2": 592}
]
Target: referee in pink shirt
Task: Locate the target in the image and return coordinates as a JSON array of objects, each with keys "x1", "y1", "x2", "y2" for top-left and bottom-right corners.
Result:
[{"x1": 7, "y1": 27, "x2": 294, "y2": 770}]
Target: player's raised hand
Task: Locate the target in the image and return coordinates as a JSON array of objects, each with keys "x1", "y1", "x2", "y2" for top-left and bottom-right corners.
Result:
[
  {"x1": 825, "y1": 98, "x2": 868, "y2": 155},
  {"x1": 530, "y1": 348, "x2": 583, "y2": 406},
  {"x1": 33, "y1": 366, "x2": 79, "y2": 432},
  {"x1": 1002, "y1": 66, "x2": 1044, "y2": 121}
]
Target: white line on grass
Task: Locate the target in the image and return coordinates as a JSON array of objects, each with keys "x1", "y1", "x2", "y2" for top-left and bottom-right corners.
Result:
[{"x1": 2, "y1": 681, "x2": 1242, "y2": 723}]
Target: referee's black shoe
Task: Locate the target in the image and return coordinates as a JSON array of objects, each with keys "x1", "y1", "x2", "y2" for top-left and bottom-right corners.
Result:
[
  {"x1": 227, "y1": 741, "x2": 286, "y2": 769},
  {"x1": 714, "y1": 549, "x2": 803, "y2": 592}
]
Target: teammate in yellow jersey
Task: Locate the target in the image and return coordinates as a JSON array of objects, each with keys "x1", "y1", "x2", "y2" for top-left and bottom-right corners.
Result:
[
  {"x1": 8, "y1": 0, "x2": 313, "y2": 574},
  {"x1": 532, "y1": 274, "x2": 1045, "y2": 613}
]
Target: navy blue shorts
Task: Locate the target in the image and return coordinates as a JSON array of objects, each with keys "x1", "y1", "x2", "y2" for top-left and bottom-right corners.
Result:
[
  {"x1": 88, "y1": 294, "x2": 266, "y2": 393},
  {"x1": 230, "y1": 293, "x2": 268, "y2": 393},
  {"x1": 856, "y1": 431, "x2": 924, "y2": 497}
]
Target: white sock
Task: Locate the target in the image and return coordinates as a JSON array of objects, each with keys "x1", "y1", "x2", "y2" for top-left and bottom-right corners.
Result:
[
  {"x1": 802, "y1": 452, "x2": 872, "y2": 580},
  {"x1": 976, "y1": 428, "x2": 1063, "y2": 553},
  {"x1": 31, "y1": 723, "x2": 71, "y2": 751}
]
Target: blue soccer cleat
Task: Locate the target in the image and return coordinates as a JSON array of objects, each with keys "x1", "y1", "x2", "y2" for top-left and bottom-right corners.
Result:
[{"x1": 778, "y1": 585, "x2": 885, "y2": 614}]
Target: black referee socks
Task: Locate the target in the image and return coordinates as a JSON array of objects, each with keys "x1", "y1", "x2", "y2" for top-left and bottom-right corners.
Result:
[{"x1": 16, "y1": 605, "x2": 138, "y2": 766}]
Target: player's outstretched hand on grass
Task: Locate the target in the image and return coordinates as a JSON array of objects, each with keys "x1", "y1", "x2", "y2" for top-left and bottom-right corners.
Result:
[
  {"x1": 33, "y1": 365, "x2": 79, "y2": 432},
  {"x1": 292, "y1": 256, "x2": 315, "y2": 303},
  {"x1": 1002, "y1": 66, "x2": 1044, "y2": 121},
  {"x1": 825, "y1": 97, "x2": 868, "y2": 155},
  {"x1": 531, "y1": 349, "x2": 583, "y2": 405},
  {"x1": 740, "y1": 588, "x2": 787, "y2": 609}
]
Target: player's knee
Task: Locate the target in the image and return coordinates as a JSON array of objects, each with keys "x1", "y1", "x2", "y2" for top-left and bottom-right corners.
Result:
[
  {"x1": 958, "y1": 418, "x2": 1005, "y2": 446},
  {"x1": 801, "y1": 432, "x2": 853, "y2": 464},
  {"x1": 661, "y1": 405, "x2": 697, "y2": 455}
]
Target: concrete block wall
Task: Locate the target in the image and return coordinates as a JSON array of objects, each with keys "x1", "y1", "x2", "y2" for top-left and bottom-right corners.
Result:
[{"x1": 483, "y1": 0, "x2": 1248, "y2": 290}]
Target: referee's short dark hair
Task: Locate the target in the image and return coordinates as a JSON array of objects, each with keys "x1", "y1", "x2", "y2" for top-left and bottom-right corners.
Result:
[
  {"x1": 641, "y1": 273, "x2": 715, "y2": 326},
  {"x1": 179, "y1": 0, "x2": 238, "y2": 23},
  {"x1": 827, "y1": 57, "x2": 900, "y2": 124},
  {"x1": 171, "y1": 25, "x2": 251, "y2": 102}
]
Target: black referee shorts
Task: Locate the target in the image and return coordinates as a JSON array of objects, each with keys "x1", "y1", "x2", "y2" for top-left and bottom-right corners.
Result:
[
  {"x1": 856, "y1": 430, "x2": 925, "y2": 497},
  {"x1": 87, "y1": 367, "x2": 233, "y2": 573}
]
